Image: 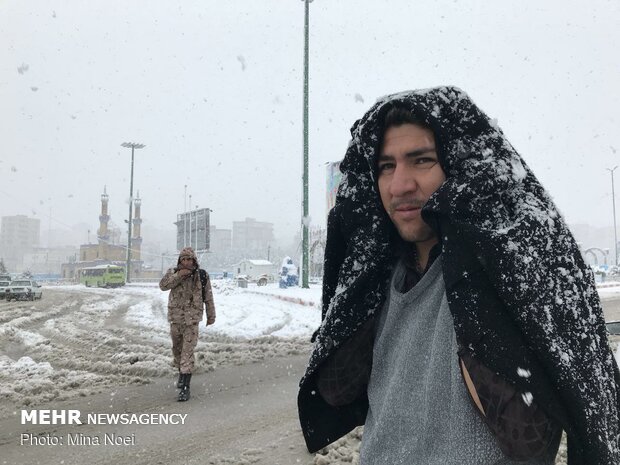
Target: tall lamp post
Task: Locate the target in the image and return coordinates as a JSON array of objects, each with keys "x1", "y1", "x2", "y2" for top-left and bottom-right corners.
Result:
[
  {"x1": 189, "y1": 194, "x2": 193, "y2": 250},
  {"x1": 608, "y1": 166, "x2": 619, "y2": 266},
  {"x1": 184, "y1": 185, "x2": 188, "y2": 247},
  {"x1": 121, "y1": 142, "x2": 145, "y2": 282},
  {"x1": 301, "y1": 0, "x2": 313, "y2": 288}
]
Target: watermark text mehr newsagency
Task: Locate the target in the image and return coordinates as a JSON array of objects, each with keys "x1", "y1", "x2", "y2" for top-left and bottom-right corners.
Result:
[{"x1": 21, "y1": 409, "x2": 188, "y2": 425}]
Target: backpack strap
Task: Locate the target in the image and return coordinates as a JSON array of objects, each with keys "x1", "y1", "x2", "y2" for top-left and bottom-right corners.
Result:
[{"x1": 199, "y1": 269, "x2": 208, "y2": 302}]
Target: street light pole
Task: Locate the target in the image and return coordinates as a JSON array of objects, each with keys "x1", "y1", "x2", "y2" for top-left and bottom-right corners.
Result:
[
  {"x1": 184, "y1": 185, "x2": 188, "y2": 248},
  {"x1": 121, "y1": 142, "x2": 145, "y2": 283},
  {"x1": 301, "y1": 0, "x2": 313, "y2": 289},
  {"x1": 608, "y1": 166, "x2": 618, "y2": 266},
  {"x1": 195, "y1": 204, "x2": 199, "y2": 251},
  {"x1": 189, "y1": 194, "x2": 192, "y2": 251}
]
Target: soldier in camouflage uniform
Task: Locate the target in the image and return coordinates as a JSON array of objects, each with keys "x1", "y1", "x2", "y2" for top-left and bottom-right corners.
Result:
[{"x1": 159, "y1": 247, "x2": 215, "y2": 401}]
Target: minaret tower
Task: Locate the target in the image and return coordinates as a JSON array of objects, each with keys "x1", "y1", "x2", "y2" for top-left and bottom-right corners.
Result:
[
  {"x1": 132, "y1": 191, "x2": 143, "y2": 268},
  {"x1": 97, "y1": 186, "x2": 110, "y2": 259}
]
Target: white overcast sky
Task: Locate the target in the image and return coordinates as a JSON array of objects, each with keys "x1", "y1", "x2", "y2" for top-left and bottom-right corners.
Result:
[{"x1": 1, "y1": 1, "x2": 619, "y2": 243}]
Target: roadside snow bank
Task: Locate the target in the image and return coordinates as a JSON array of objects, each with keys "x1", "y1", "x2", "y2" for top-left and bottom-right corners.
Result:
[{"x1": 0, "y1": 284, "x2": 319, "y2": 416}]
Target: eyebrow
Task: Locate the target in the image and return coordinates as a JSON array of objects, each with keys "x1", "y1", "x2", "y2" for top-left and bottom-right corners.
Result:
[{"x1": 378, "y1": 146, "x2": 436, "y2": 161}]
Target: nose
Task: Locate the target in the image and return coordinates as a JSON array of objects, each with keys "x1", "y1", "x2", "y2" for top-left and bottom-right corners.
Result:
[{"x1": 389, "y1": 164, "x2": 418, "y2": 197}]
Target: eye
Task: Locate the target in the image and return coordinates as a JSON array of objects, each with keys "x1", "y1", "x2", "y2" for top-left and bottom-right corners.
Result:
[
  {"x1": 378, "y1": 162, "x2": 395, "y2": 174},
  {"x1": 412, "y1": 157, "x2": 439, "y2": 170}
]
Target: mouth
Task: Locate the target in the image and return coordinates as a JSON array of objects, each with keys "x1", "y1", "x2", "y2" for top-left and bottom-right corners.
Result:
[{"x1": 391, "y1": 204, "x2": 421, "y2": 220}]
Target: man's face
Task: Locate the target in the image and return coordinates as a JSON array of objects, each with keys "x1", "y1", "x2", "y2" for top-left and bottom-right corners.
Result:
[
  {"x1": 377, "y1": 123, "x2": 446, "y2": 244},
  {"x1": 180, "y1": 257, "x2": 194, "y2": 268}
]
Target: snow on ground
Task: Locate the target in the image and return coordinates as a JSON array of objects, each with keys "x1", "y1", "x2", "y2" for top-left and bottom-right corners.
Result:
[
  {"x1": 0, "y1": 280, "x2": 320, "y2": 416},
  {"x1": 209, "y1": 280, "x2": 320, "y2": 338},
  {"x1": 50, "y1": 280, "x2": 321, "y2": 339},
  {"x1": 249, "y1": 282, "x2": 321, "y2": 305},
  {"x1": 597, "y1": 283, "x2": 620, "y2": 302},
  {"x1": 310, "y1": 428, "x2": 569, "y2": 465}
]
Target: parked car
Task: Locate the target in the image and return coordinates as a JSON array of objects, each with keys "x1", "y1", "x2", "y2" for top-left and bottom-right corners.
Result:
[
  {"x1": 0, "y1": 280, "x2": 10, "y2": 300},
  {"x1": 236, "y1": 273, "x2": 275, "y2": 287},
  {"x1": 606, "y1": 320, "x2": 620, "y2": 336},
  {"x1": 6, "y1": 279, "x2": 43, "y2": 301},
  {"x1": 258, "y1": 273, "x2": 278, "y2": 286}
]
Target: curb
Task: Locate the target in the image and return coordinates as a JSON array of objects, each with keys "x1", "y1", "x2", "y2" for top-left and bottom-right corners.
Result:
[
  {"x1": 243, "y1": 290, "x2": 317, "y2": 307},
  {"x1": 597, "y1": 283, "x2": 620, "y2": 289}
]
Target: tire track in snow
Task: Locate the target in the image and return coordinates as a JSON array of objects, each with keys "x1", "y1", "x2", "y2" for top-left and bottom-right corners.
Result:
[
  {"x1": 213, "y1": 291, "x2": 316, "y2": 338},
  {"x1": 0, "y1": 286, "x2": 315, "y2": 418}
]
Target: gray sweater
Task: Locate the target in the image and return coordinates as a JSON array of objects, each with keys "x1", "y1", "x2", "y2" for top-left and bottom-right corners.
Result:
[{"x1": 360, "y1": 256, "x2": 556, "y2": 465}]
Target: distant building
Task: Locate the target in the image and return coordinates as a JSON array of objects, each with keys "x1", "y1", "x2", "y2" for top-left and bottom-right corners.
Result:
[
  {"x1": 209, "y1": 225, "x2": 232, "y2": 251},
  {"x1": 24, "y1": 246, "x2": 79, "y2": 275},
  {"x1": 309, "y1": 226, "x2": 326, "y2": 278},
  {"x1": 61, "y1": 187, "x2": 146, "y2": 280},
  {"x1": 232, "y1": 217, "x2": 274, "y2": 251},
  {"x1": 175, "y1": 208, "x2": 211, "y2": 252},
  {"x1": 235, "y1": 259, "x2": 275, "y2": 279},
  {"x1": 326, "y1": 161, "x2": 342, "y2": 216},
  {"x1": 79, "y1": 187, "x2": 128, "y2": 263},
  {"x1": 0, "y1": 215, "x2": 41, "y2": 271}
]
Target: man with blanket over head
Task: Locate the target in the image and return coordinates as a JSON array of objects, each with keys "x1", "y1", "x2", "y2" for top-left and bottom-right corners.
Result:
[{"x1": 297, "y1": 87, "x2": 620, "y2": 465}]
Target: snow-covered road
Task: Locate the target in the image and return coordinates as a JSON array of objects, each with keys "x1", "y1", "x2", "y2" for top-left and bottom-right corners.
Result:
[{"x1": 0, "y1": 282, "x2": 320, "y2": 419}]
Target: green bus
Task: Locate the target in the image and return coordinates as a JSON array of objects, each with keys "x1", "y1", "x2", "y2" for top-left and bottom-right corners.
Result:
[{"x1": 80, "y1": 265, "x2": 126, "y2": 288}]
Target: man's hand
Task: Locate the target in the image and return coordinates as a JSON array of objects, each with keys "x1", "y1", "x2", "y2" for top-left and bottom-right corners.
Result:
[
  {"x1": 206, "y1": 317, "x2": 215, "y2": 326},
  {"x1": 177, "y1": 268, "x2": 192, "y2": 278}
]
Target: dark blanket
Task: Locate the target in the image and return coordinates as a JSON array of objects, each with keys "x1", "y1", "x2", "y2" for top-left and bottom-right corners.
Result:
[{"x1": 299, "y1": 86, "x2": 620, "y2": 464}]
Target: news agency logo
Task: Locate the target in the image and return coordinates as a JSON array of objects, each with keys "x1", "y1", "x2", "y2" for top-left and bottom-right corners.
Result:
[
  {"x1": 21, "y1": 409, "x2": 82, "y2": 425},
  {"x1": 20, "y1": 410, "x2": 189, "y2": 425}
]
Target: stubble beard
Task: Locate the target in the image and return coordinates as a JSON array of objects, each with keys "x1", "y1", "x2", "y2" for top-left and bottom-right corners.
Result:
[{"x1": 392, "y1": 217, "x2": 436, "y2": 244}]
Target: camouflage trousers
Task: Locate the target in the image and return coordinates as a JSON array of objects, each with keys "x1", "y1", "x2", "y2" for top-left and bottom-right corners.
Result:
[{"x1": 170, "y1": 322, "x2": 199, "y2": 374}]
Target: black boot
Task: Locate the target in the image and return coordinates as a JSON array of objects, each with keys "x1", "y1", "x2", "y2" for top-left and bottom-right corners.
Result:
[
  {"x1": 177, "y1": 373, "x2": 191, "y2": 402},
  {"x1": 176, "y1": 371, "x2": 183, "y2": 388}
]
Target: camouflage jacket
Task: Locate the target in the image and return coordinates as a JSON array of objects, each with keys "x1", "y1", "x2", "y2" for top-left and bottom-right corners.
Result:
[{"x1": 159, "y1": 268, "x2": 215, "y2": 325}]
